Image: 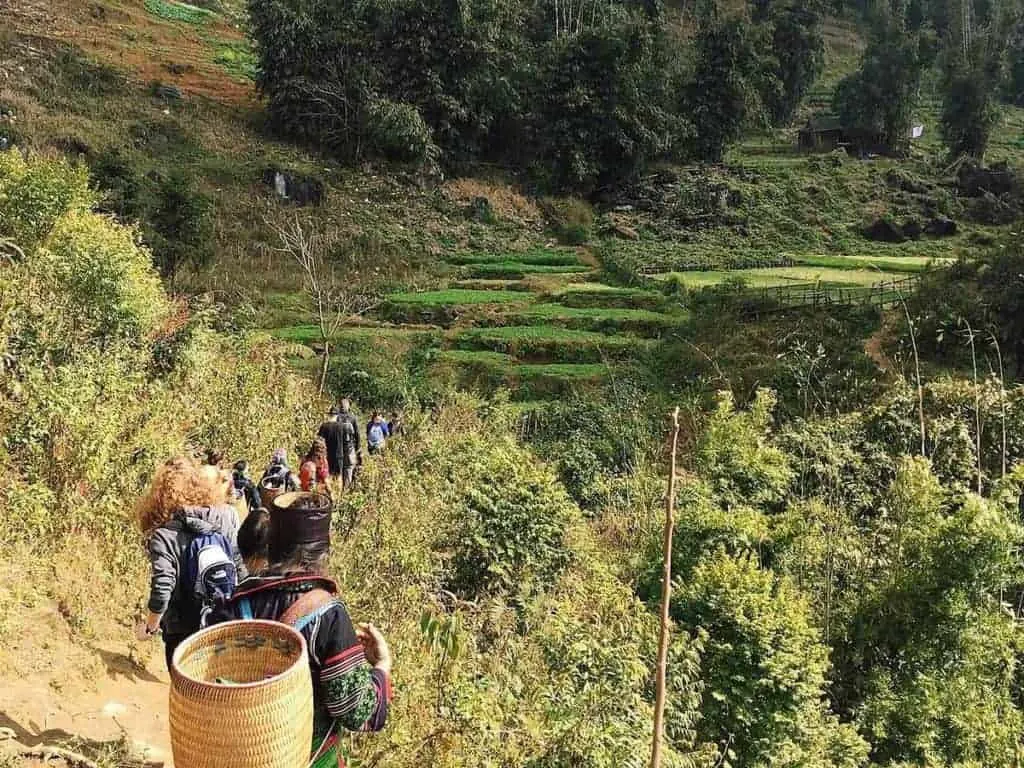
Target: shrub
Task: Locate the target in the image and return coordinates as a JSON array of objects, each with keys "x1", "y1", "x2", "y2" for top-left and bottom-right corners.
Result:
[
  {"x1": 696, "y1": 389, "x2": 793, "y2": 511},
  {"x1": 443, "y1": 436, "x2": 576, "y2": 598},
  {"x1": 672, "y1": 553, "x2": 868, "y2": 768},
  {"x1": 32, "y1": 210, "x2": 168, "y2": 342},
  {"x1": 557, "y1": 441, "x2": 605, "y2": 511},
  {"x1": 146, "y1": 170, "x2": 214, "y2": 277},
  {"x1": 364, "y1": 99, "x2": 439, "y2": 166},
  {"x1": 0, "y1": 152, "x2": 93, "y2": 251}
]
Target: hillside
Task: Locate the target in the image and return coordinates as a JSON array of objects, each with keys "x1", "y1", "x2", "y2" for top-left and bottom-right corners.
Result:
[{"x1": 5, "y1": 1, "x2": 1024, "y2": 768}]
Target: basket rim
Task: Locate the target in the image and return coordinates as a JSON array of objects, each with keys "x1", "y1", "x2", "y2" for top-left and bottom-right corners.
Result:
[
  {"x1": 272, "y1": 490, "x2": 331, "y2": 510},
  {"x1": 171, "y1": 619, "x2": 308, "y2": 691}
]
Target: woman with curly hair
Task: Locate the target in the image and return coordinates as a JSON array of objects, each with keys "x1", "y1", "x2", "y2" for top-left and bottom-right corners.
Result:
[{"x1": 136, "y1": 455, "x2": 244, "y2": 669}]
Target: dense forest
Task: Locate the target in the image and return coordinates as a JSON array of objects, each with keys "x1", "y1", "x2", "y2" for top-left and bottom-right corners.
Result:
[{"x1": 5, "y1": 0, "x2": 1024, "y2": 765}]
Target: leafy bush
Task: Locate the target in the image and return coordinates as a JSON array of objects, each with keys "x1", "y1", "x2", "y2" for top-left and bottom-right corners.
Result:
[
  {"x1": 672, "y1": 553, "x2": 868, "y2": 768},
  {"x1": 146, "y1": 170, "x2": 214, "y2": 277},
  {"x1": 441, "y1": 436, "x2": 575, "y2": 598},
  {"x1": 696, "y1": 389, "x2": 793, "y2": 511},
  {"x1": 33, "y1": 211, "x2": 168, "y2": 342},
  {"x1": 364, "y1": 99, "x2": 439, "y2": 166},
  {"x1": 0, "y1": 152, "x2": 93, "y2": 251},
  {"x1": 88, "y1": 150, "x2": 214, "y2": 278}
]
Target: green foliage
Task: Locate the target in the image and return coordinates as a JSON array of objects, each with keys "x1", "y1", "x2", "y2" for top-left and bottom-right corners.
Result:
[
  {"x1": 833, "y1": 14, "x2": 931, "y2": 151},
  {"x1": 33, "y1": 211, "x2": 168, "y2": 342},
  {"x1": 685, "y1": 17, "x2": 765, "y2": 163},
  {"x1": 0, "y1": 151, "x2": 93, "y2": 251},
  {"x1": 445, "y1": 249, "x2": 583, "y2": 266},
  {"x1": 387, "y1": 289, "x2": 530, "y2": 306},
  {"x1": 88, "y1": 150, "x2": 215, "y2": 278},
  {"x1": 765, "y1": 4, "x2": 825, "y2": 125},
  {"x1": 213, "y1": 40, "x2": 258, "y2": 81},
  {"x1": 673, "y1": 553, "x2": 868, "y2": 768},
  {"x1": 530, "y1": 19, "x2": 679, "y2": 192},
  {"x1": 144, "y1": 0, "x2": 217, "y2": 24},
  {"x1": 940, "y1": 43, "x2": 1003, "y2": 159},
  {"x1": 439, "y1": 435, "x2": 576, "y2": 598},
  {"x1": 145, "y1": 170, "x2": 215, "y2": 278},
  {"x1": 0, "y1": 154, "x2": 319, "y2": 553},
  {"x1": 696, "y1": 390, "x2": 794, "y2": 510},
  {"x1": 248, "y1": 0, "x2": 794, "y2": 191}
]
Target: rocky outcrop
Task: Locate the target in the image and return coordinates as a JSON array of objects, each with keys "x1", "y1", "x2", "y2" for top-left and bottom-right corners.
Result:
[{"x1": 262, "y1": 169, "x2": 325, "y2": 206}]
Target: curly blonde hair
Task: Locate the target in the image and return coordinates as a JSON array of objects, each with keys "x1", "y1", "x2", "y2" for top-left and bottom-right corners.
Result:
[{"x1": 136, "y1": 455, "x2": 230, "y2": 534}]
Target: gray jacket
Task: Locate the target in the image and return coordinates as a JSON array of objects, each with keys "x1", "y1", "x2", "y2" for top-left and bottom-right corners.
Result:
[{"x1": 146, "y1": 505, "x2": 244, "y2": 636}]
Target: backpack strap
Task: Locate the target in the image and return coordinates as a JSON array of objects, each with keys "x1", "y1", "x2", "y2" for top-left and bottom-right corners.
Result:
[{"x1": 279, "y1": 588, "x2": 335, "y2": 629}]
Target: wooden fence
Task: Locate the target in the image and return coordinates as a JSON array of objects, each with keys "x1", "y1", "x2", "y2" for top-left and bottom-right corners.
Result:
[{"x1": 740, "y1": 274, "x2": 921, "y2": 316}]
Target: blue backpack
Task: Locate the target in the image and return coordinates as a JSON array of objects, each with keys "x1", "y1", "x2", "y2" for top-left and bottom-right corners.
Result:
[{"x1": 183, "y1": 531, "x2": 237, "y2": 626}]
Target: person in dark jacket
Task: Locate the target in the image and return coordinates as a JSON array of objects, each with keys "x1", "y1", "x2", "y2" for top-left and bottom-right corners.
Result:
[
  {"x1": 337, "y1": 400, "x2": 361, "y2": 489},
  {"x1": 319, "y1": 400, "x2": 361, "y2": 491},
  {"x1": 135, "y1": 455, "x2": 244, "y2": 670},
  {"x1": 259, "y1": 448, "x2": 299, "y2": 495},
  {"x1": 210, "y1": 501, "x2": 391, "y2": 767},
  {"x1": 232, "y1": 460, "x2": 260, "y2": 512}
]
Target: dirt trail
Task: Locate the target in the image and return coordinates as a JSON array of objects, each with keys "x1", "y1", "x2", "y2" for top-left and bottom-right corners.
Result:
[
  {"x1": 864, "y1": 323, "x2": 894, "y2": 372},
  {"x1": 0, "y1": 604, "x2": 174, "y2": 767}
]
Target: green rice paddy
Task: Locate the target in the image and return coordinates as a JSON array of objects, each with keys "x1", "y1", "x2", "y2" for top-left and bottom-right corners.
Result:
[{"x1": 386, "y1": 289, "x2": 531, "y2": 306}]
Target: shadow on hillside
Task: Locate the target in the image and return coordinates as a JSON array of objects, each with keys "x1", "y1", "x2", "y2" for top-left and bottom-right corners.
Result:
[
  {"x1": 0, "y1": 711, "x2": 162, "y2": 766},
  {"x1": 90, "y1": 646, "x2": 163, "y2": 685}
]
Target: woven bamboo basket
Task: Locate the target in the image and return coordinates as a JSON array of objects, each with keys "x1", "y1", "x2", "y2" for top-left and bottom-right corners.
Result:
[
  {"x1": 170, "y1": 620, "x2": 314, "y2": 768},
  {"x1": 259, "y1": 478, "x2": 286, "y2": 510}
]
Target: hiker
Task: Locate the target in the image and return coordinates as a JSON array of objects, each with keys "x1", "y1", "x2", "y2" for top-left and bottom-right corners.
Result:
[
  {"x1": 260, "y1": 448, "x2": 299, "y2": 493},
  {"x1": 388, "y1": 411, "x2": 404, "y2": 439},
  {"x1": 337, "y1": 399, "x2": 361, "y2": 489},
  {"x1": 237, "y1": 507, "x2": 271, "y2": 575},
  {"x1": 209, "y1": 501, "x2": 392, "y2": 766},
  {"x1": 300, "y1": 437, "x2": 330, "y2": 493},
  {"x1": 366, "y1": 412, "x2": 389, "y2": 455},
  {"x1": 232, "y1": 460, "x2": 261, "y2": 512},
  {"x1": 319, "y1": 400, "x2": 361, "y2": 491},
  {"x1": 135, "y1": 455, "x2": 244, "y2": 670}
]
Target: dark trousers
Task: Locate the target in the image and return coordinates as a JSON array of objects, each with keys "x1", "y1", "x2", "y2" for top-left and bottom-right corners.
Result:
[{"x1": 163, "y1": 632, "x2": 189, "y2": 671}]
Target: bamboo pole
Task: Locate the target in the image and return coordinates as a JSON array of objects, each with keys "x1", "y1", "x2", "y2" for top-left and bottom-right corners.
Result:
[{"x1": 650, "y1": 407, "x2": 681, "y2": 768}]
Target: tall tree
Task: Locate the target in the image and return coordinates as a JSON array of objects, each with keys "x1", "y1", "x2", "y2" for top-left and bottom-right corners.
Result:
[
  {"x1": 766, "y1": 4, "x2": 825, "y2": 125},
  {"x1": 833, "y1": 13, "x2": 932, "y2": 152},
  {"x1": 939, "y1": 6, "x2": 1007, "y2": 159},
  {"x1": 685, "y1": 16, "x2": 764, "y2": 163}
]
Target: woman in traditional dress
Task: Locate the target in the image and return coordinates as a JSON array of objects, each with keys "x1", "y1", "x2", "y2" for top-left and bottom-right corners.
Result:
[{"x1": 209, "y1": 503, "x2": 392, "y2": 766}]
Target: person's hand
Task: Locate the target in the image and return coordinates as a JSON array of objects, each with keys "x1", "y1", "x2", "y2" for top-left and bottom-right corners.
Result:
[
  {"x1": 356, "y1": 623, "x2": 392, "y2": 674},
  {"x1": 135, "y1": 612, "x2": 162, "y2": 641}
]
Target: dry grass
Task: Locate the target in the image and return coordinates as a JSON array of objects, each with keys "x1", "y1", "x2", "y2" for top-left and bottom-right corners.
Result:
[
  {"x1": 442, "y1": 177, "x2": 544, "y2": 226},
  {"x1": 6, "y1": 0, "x2": 255, "y2": 105}
]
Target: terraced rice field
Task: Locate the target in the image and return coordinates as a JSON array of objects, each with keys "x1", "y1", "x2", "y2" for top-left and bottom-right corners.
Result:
[{"x1": 275, "y1": 245, "x2": 936, "y2": 402}]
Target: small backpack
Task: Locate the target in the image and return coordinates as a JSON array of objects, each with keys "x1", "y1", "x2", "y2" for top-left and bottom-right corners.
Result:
[
  {"x1": 184, "y1": 531, "x2": 237, "y2": 627},
  {"x1": 368, "y1": 423, "x2": 385, "y2": 447}
]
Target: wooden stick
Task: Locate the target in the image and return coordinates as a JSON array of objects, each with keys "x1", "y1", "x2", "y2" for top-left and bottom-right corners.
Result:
[{"x1": 650, "y1": 407, "x2": 681, "y2": 768}]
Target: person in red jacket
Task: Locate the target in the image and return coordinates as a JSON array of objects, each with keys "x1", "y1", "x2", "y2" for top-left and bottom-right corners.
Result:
[{"x1": 299, "y1": 438, "x2": 330, "y2": 492}]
